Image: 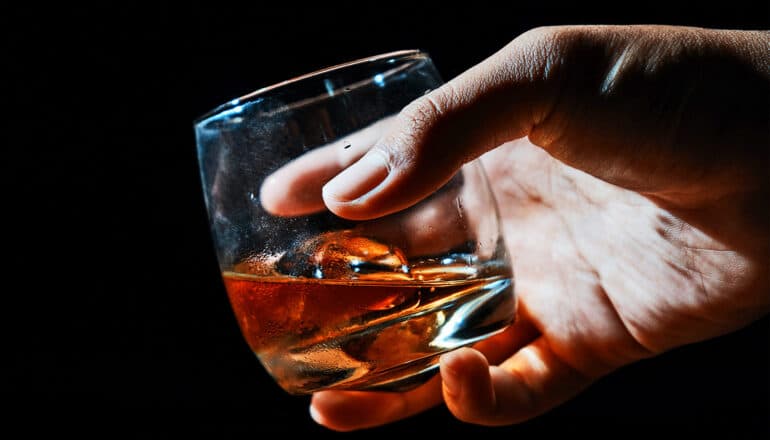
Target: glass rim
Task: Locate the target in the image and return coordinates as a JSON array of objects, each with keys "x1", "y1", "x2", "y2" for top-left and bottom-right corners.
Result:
[{"x1": 195, "y1": 49, "x2": 428, "y2": 123}]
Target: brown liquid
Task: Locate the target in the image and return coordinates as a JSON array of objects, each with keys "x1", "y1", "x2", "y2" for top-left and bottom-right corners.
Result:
[{"x1": 223, "y1": 268, "x2": 514, "y2": 394}]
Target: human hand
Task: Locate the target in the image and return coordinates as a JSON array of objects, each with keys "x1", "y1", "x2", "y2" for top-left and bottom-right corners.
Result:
[{"x1": 263, "y1": 25, "x2": 770, "y2": 430}]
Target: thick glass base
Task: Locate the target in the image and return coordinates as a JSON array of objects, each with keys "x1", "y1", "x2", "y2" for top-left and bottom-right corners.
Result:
[{"x1": 260, "y1": 277, "x2": 515, "y2": 395}]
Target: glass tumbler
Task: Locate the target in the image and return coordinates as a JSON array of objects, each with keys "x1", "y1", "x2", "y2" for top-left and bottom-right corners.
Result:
[{"x1": 195, "y1": 50, "x2": 515, "y2": 394}]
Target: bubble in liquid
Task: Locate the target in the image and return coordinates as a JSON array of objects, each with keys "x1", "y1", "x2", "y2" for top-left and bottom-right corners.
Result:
[{"x1": 277, "y1": 230, "x2": 411, "y2": 280}]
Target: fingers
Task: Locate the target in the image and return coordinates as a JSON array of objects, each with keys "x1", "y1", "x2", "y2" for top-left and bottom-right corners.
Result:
[
  {"x1": 259, "y1": 117, "x2": 394, "y2": 216},
  {"x1": 309, "y1": 312, "x2": 539, "y2": 431},
  {"x1": 259, "y1": 116, "x2": 492, "y2": 258},
  {"x1": 320, "y1": 26, "x2": 770, "y2": 220},
  {"x1": 440, "y1": 339, "x2": 597, "y2": 426},
  {"x1": 472, "y1": 302, "x2": 540, "y2": 365},
  {"x1": 322, "y1": 33, "x2": 557, "y2": 220},
  {"x1": 352, "y1": 181, "x2": 471, "y2": 257},
  {"x1": 266, "y1": 26, "x2": 768, "y2": 219},
  {"x1": 309, "y1": 373, "x2": 443, "y2": 432}
]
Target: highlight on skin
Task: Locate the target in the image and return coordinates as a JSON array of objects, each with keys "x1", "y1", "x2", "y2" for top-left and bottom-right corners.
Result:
[{"x1": 266, "y1": 25, "x2": 768, "y2": 431}]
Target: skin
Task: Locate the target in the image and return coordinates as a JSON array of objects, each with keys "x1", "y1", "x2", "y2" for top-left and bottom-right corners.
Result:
[{"x1": 262, "y1": 25, "x2": 769, "y2": 430}]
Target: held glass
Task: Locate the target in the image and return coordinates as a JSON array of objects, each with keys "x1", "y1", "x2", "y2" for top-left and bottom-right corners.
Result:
[{"x1": 195, "y1": 50, "x2": 515, "y2": 394}]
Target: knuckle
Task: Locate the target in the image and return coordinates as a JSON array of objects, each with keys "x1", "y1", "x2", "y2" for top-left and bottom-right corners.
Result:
[
  {"x1": 390, "y1": 82, "x2": 463, "y2": 166},
  {"x1": 521, "y1": 25, "x2": 590, "y2": 52},
  {"x1": 399, "y1": 81, "x2": 462, "y2": 132},
  {"x1": 513, "y1": 25, "x2": 596, "y2": 73},
  {"x1": 400, "y1": 95, "x2": 441, "y2": 133},
  {"x1": 388, "y1": 100, "x2": 438, "y2": 168}
]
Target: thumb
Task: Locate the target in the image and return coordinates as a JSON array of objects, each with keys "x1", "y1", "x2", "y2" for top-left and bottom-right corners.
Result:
[
  {"x1": 321, "y1": 30, "x2": 558, "y2": 220},
  {"x1": 322, "y1": 26, "x2": 768, "y2": 220}
]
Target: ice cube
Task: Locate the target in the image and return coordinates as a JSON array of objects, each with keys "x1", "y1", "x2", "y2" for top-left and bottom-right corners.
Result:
[{"x1": 276, "y1": 230, "x2": 411, "y2": 280}]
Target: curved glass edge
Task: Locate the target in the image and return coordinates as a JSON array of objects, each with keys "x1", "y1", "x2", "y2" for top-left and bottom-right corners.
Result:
[{"x1": 194, "y1": 49, "x2": 429, "y2": 125}]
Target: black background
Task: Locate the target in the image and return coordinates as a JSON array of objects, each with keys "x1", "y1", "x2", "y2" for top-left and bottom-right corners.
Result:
[{"x1": 5, "y1": 2, "x2": 768, "y2": 437}]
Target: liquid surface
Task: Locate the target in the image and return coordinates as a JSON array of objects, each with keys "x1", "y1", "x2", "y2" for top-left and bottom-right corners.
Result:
[{"x1": 222, "y1": 231, "x2": 515, "y2": 394}]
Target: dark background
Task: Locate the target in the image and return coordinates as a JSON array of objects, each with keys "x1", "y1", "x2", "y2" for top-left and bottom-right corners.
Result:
[{"x1": 5, "y1": 2, "x2": 768, "y2": 437}]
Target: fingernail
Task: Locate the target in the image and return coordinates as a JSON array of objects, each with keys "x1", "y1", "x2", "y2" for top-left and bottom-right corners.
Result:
[
  {"x1": 440, "y1": 352, "x2": 461, "y2": 398},
  {"x1": 323, "y1": 150, "x2": 389, "y2": 202},
  {"x1": 309, "y1": 404, "x2": 324, "y2": 425}
]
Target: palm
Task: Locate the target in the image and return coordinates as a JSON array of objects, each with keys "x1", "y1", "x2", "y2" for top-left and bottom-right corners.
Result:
[
  {"x1": 308, "y1": 138, "x2": 768, "y2": 431},
  {"x1": 482, "y1": 139, "x2": 765, "y2": 376},
  {"x1": 309, "y1": 26, "x2": 769, "y2": 430}
]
